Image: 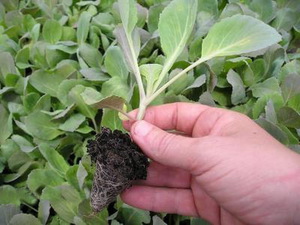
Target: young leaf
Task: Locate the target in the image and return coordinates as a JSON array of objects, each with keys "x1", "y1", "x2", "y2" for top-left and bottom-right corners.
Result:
[
  {"x1": 42, "y1": 20, "x2": 63, "y2": 44},
  {"x1": 104, "y1": 46, "x2": 128, "y2": 79},
  {"x1": 202, "y1": 15, "x2": 282, "y2": 58},
  {"x1": 9, "y1": 214, "x2": 42, "y2": 225},
  {"x1": 227, "y1": 69, "x2": 246, "y2": 105},
  {"x1": 24, "y1": 111, "x2": 63, "y2": 141},
  {"x1": 39, "y1": 143, "x2": 70, "y2": 176},
  {"x1": 59, "y1": 114, "x2": 86, "y2": 132},
  {"x1": 156, "y1": 0, "x2": 197, "y2": 88},
  {"x1": 139, "y1": 64, "x2": 163, "y2": 95},
  {"x1": 77, "y1": 12, "x2": 92, "y2": 44},
  {"x1": 117, "y1": 0, "x2": 138, "y2": 35}
]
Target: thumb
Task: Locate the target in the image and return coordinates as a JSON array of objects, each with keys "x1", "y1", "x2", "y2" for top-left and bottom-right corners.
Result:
[{"x1": 131, "y1": 120, "x2": 199, "y2": 171}]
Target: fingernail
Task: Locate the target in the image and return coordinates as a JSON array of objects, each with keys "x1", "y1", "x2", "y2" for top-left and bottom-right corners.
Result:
[{"x1": 133, "y1": 121, "x2": 152, "y2": 137}]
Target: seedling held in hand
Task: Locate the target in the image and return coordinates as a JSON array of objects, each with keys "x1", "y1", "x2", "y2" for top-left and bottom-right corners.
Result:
[{"x1": 85, "y1": 0, "x2": 281, "y2": 212}]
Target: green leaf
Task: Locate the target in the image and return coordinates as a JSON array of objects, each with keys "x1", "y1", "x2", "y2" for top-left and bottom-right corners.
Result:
[
  {"x1": 29, "y1": 65, "x2": 76, "y2": 97},
  {"x1": 38, "y1": 200, "x2": 51, "y2": 225},
  {"x1": 104, "y1": 46, "x2": 128, "y2": 79},
  {"x1": 77, "y1": 12, "x2": 92, "y2": 44},
  {"x1": 0, "y1": 205, "x2": 21, "y2": 225},
  {"x1": 252, "y1": 94, "x2": 284, "y2": 119},
  {"x1": 42, "y1": 20, "x2": 63, "y2": 44},
  {"x1": 41, "y1": 185, "x2": 82, "y2": 223},
  {"x1": 10, "y1": 214, "x2": 42, "y2": 225},
  {"x1": 80, "y1": 68, "x2": 110, "y2": 82},
  {"x1": 81, "y1": 87, "x2": 126, "y2": 111},
  {"x1": 25, "y1": 111, "x2": 63, "y2": 141},
  {"x1": 0, "y1": 185, "x2": 21, "y2": 205},
  {"x1": 281, "y1": 74, "x2": 300, "y2": 102},
  {"x1": 227, "y1": 69, "x2": 246, "y2": 105},
  {"x1": 27, "y1": 168, "x2": 65, "y2": 196},
  {"x1": 39, "y1": 143, "x2": 70, "y2": 176},
  {"x1": 0, "y1": 52, "x2": 16, "y2": 83},
  {"x1": 101, "y1": 77, "x2": 130, "y2": 100},
  {"x1": 119, "y1": 204, "x2": 151, "y2": 225},
  {"x1": 277, "y1": 107, "x2": 300, "y2": 129},
  {"x1": 69, "y1": 85, "x2": 97, "y2": 119},
  {"x1": 158, "y1": 0, "x2": 198, "y2": 60},
  {"x1": 77, "y1": 161, "x2": 88, "y2": 190},
  {"x1": 59, "y1": 114, "x2": 86, "y2": 132},
  {"x1": 0, "y1": 105, "x2": 12, "y2": 144},
  {"x1": 101, "y1": 109, "x2": 124, "y2": 131},
  {"x1": 57, "y1": 80, "x2": 90, "y2": 106},
  {"x1": 11, "y1": 135, "x2": 36, "y2": 153},
  {"x1": 140, "y1": 64, "x2": 163, "y2": 95},
  {"x1": 202, "y1": 15, "x2": 281, "y2": 58},
  {"x1": 249, "y1": 0, "x2": 275, "y2": 23},
  {"x1": 78, "y1": 43, "x2": 102, "y2": 68},
  {"x1": 152, "y1": 215, "x2": 167, "y2": 225},
  {"x1": 250, "y1": 77, "x2": 281, "y2": 98},
  {"x1": 118, "y1": 0, "x2": 138, "y2": 34}
]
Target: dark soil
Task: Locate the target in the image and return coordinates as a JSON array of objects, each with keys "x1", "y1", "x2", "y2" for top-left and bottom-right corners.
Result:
[{"x1": 87, "y1": 127, "x2": 149, "y2": 212}]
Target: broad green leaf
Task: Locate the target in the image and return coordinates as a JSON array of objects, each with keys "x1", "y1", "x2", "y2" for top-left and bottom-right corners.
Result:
[
  {"x1": 41, "y1": 185, "x2": 82, "y2": 223},
  {"x1": 197, "y1": 0, "x2": 218, "y2": 15},
  {"x1": 4, "y1": 161, "x2": 40, "y2": 183},
  {"x1": 249, "y1": 0, "x2": 275, "y2": 23},
  {"x1": 77, "y1": 161, "x2": 88, "y2": 190},
  {"x1": 39, "y1": 143, "x2": 70, "y2": 176},
  {"x1": 104, "y1": 46, "x2": 128, "y2": 78},
  {"x1": 101, "y1": 109, "x2": 124, "y2": 131},
  {"x1": 29, "y1": 65, "x2": 76, "y2": 97},
  {"x1": 25, "y1": 111, "x2": 63, "y2": 141},
  {"x1": 227, "y1": 69, "x2": 246, "y2": 105},
  {"x1": 42, "y1": 20, "x2": 63, "y2": 44},
  {"x1": 184, "y1": 74, "x2": 206, "y2": 91},
  {"x1": 81, "y1": 87, "x2": 126, "y2": 111},
  {"x1": 152, "y1": 215, "x2": 167, "y2": 225},
  {"x1": 10, "y1": 214, "x2": 42, "y2": 225},
  {"x1": 69, "y1": 85, "x2": 97, "y2": 119},
  {"x1": 27, "y1": 169, "x2": 65, "y2": 196},
  {"x1": 252, "y1": 94, "x2": 284, "y2": 119},
  {"x1": 278, "y1": 60, "x2": 300, "y2": 82},
  {"x1": 118, "y1": 0, "x2": 138, "y2": 34},
  {"x1": 101, "y1": 77, "x2": 130, "y2": 100},
  {"x1": 80, "y1": 68, "x2": 109, "y2": 82},
  {"x1": 202, "y1": 15, "x2": 281, "y2": 58},
  {"x1": 0, "y1": 105, "x2": 12, "y2": 144},
  {"x1": 265, "y1": 100, "x2": 278, "y2": 124},
  {"x1": 119, "y1": 204, "x2": 151, "y2": 225},
  {"x1": 281, "y1": 74, "x2": 300, "y2": 102},
  {"x1": 11, "y1": 135, "x2": 36, "y2": 153},
  {"x1": 140, "y1": 64, "x2": 163, "y2": 95},
  {"x1": 57, "y1": 80, "x2": 90, "y2": 106},
  {"x1": 38, "y1": 200, "x2": 51, "y2": 225},
  {"x1": 158, "y1": 0, "x2": 197, "y2": 59},
  {"x1": 148, "y1": 4, "x2": 165, "y2": 33},
  {"x1": 0, "y1": 185, "x2": 20, "y2": 205},
  {"x1": 59, "y1": 114, "x2": 86, "y2": 132},
  {"x1": 277, "y1": 107, "x2": 300, "y2": 129},
  {"x1": 78, "y1": 43, "x2": 102, "y2": 68},
  {"x1": 250, "y1": 77, "x2": 281, "y2": 98},
  {"x1": 77, "y1": 12, "x2": 92, "y2": 44},
  {"x1": 0, "y1": 52, "x2": 16, "y2": 83},
  {"x1": 0, "y1": 205, "x2": 21, "y2": 225}
]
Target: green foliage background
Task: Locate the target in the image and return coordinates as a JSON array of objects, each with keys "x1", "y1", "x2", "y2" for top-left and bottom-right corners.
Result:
[{"x1": 0, "y1": 0, "x2": 299, "y2": 224}]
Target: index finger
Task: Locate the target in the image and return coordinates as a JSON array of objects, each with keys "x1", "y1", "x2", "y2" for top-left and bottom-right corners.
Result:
[{"x1": 123, "y1": 102, "x2": 227, "y2": 136}]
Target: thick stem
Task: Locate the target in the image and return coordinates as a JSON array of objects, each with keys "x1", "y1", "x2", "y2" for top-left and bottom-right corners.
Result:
[{"x1": 137, "y1": 101, "x2": 147, "y2": 120}]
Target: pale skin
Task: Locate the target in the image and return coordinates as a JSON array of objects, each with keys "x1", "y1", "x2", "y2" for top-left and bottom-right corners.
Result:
[{"x1": 121, "y1": 103, "x2": 300, "y2": 225}]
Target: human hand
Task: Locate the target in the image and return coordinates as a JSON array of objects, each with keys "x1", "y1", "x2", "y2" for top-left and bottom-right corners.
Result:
[{"x1": 121, "y1": 103, "x2": 300, "y2": 225}]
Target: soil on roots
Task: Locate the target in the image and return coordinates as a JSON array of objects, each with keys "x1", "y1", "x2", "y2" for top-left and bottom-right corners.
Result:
[{"x1": 87, "y1": 127, "x2": 149, "y2": 212}]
